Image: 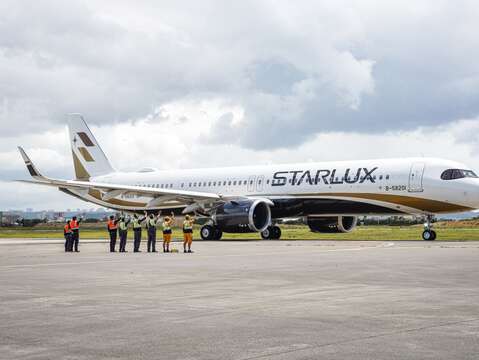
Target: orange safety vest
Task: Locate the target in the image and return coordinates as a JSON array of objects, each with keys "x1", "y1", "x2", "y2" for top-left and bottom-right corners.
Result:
[
  {"x1": 70, "y1": 220, "x2": 79, "y2": 230},
  {"x1": 64, "y1": 224, "x2": 71, "y2": 234},
  {"x1": 107, "y1": 219, "x2": 117, "y2": 230}
]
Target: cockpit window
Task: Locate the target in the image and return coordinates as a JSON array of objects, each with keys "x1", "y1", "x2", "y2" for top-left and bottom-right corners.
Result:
[
  {"x1": 441, "y1": 169, "x2": 478, "y2": 180},
  {"x1": 463, "y1": 170, "x2": 478, "y2": 178}
]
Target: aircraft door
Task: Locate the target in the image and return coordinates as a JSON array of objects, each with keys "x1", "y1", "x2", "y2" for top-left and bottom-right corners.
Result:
[
  {"x1": 256, "y1": 175, "x2": 265, "y2": 192},
  {"x1": 247, "y1": 175, "x2": 256, "y2": 192},
  {"x1": 408, "y1": 162, "x2": 425, "y2": 192}
]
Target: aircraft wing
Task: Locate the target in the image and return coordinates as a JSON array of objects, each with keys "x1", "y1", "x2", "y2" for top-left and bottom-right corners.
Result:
[{"x1": 17, "y1": 147, "x2": 221, "y2": 207}]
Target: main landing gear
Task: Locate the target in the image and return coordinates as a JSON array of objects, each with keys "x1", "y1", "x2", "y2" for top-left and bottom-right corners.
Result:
[
  {"x1": 200, "y1": 225, "x2": 223, "y2": 240},
  {"x1": 422, "y1": 215, "x2": 437, "y2": 241},
  {"x1": 261, "y1": 226, "x2": 282, "y2": 240}
]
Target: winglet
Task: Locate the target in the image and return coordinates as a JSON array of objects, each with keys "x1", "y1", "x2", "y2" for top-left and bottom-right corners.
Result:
[{"x1": 17, "y1": 146, "x2": 46, "y2": 180}]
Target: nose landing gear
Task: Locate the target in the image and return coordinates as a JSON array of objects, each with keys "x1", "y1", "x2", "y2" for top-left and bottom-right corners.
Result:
[{"x1": 422, "y1": 215, "x2": 437, "y2": 240}]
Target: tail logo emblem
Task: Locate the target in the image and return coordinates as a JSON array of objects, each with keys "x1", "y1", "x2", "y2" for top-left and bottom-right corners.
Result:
[
  {"x1": 74, "y1": 132, "x2": 95, "y2": 162},
  {"x1": 76, "y1": 132, "x2": 95, "y2": 147}
]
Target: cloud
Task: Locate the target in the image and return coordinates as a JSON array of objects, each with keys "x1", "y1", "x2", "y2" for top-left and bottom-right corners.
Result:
[{"x1": 1, "y1": 1, "x2": 477, "y2": 142}]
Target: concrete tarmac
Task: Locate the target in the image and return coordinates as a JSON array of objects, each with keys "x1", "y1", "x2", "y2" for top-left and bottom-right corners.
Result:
[{"x1": 1, "y1": 240, "x2": 478, "y2": 359}]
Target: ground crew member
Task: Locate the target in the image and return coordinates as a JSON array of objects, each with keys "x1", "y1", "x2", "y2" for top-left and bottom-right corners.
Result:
[
  {"x1": 162, "y1": 212, "x2": 175, "y2": 253},
  {"x1": 64, "y1": 220, "x2": 72, "y2": 252},
  {"x1": 107, "y1": 215, "x2": 119, "y2": 252},
  {"x1": 70, "y1": 216, "x2": 82, "y2": 252},
  {"x1": 145, "y1": 211, "x2": 161, "y2": 253},
  {"x1": 183, "y1": 215, "x2": 195, "y2": 253},
  {"x1": 118, "y1": 215, "x2": 131, "y2": 253},
  {"x1": 132, "y1": 214, "x2": 146, "y2": 252}
]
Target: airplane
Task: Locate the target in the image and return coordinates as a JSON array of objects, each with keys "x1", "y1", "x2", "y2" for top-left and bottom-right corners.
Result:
[{"x1": 17, "y1": 114, "x2": 479, "y2": 241}]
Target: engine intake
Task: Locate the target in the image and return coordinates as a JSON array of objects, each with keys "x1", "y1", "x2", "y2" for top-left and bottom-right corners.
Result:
[
  {"x1": 307, "y1": 216, "x2": 357, "y2": 233},
  {"x1": 214, "y1": 199, "x2": 272, "y2": 233}
]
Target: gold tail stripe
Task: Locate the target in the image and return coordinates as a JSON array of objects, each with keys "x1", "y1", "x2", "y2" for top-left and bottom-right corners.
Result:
[
  {"x1": 78, "y1": 147, "x2": 95, "y2": 162},
  {"x1": 72, "y1": 151, "x2": 90, "y2": 181}
]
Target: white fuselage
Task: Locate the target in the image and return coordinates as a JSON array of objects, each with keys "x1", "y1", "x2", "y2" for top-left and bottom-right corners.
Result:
[{"x1": 74, "y1": 157, "x2": 479, "y2": 216}]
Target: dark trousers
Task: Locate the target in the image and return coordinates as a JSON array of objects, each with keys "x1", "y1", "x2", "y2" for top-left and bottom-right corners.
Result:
[
  {"x1": 147, "y1": 228, "x2": 156, "y2": 252},
  {"x1": 119, "y1": 230, "x2": 128, "y2": 252},
  {"x1": 109, "y1": 230, "x2": 117, "y2": 252},
  {"x1": 64, "y1": 233, "x2": 72, "y2": 252},
  {"x1": 72, "y1": 230, "x2": 79, "y2": 251},
  {"x1": 133, "y1": 228, "x2": 142, "y2": 252}
]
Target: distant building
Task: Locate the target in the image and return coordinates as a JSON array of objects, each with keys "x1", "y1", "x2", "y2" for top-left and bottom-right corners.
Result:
[{"x1": 0, "y1": 212, "x2": 22, "y2": 226}]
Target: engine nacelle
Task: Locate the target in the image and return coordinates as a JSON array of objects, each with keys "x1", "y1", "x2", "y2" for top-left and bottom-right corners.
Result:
[
  {"x1": 213, "y1": 199, "x2": 272, "y2": 233},
  {"x1": 307, "y1": 216, "x2": 357, "y2": 233}
]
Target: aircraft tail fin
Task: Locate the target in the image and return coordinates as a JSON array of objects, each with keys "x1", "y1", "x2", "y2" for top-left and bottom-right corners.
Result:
[{"x1": 67, "y1": 114, "x2": 115, "y2": 180}]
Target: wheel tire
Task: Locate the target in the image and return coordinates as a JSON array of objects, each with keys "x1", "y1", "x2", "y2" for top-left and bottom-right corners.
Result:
[
  {"x1": 272, "y1": 226, "x2": 281, "y2": 240},
  {"x1": 261, "y1": 227, "x2": 272, "y2": 240},
  {"x1": 213, "y1": 228, "x2": 223, "y2": 240},
  {"x1": 430, "y1": 230, "x2": 437, "y2": 240},
  {"x1": 200, "y1": 225, "x2": 214, "y2": 240},
  {"x1": 422, "y1": 230, "x2": 433, "y2": 241}
]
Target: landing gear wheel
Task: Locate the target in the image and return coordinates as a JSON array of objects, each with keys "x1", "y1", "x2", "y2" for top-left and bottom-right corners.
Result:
[
  {"x1": 261, "y1": 226, "x2": 281, "y2": 240},
  {"x1": 200, "y1": 225, "x2": 214, "y2": 240},
  {"x1": 261, "y1": 227, "x2": 271, "y2": 239},
  {"x1": 271, "y1": 226, "x2": 281, "y2": 240},
  {"x1": 422, "y1": 230, "x2": 436, "y2": 241},
  {"x1": 213, "y1": 228, "x2": 223, "y2": 240}
]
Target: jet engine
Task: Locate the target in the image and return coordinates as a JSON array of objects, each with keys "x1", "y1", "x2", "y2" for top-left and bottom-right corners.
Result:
[
  {"x1": 307, "y1": 216, "x2": 357, "y2": 233},
  {"x1": 213, "y1": 199, "x2": 272, "y2": 233}
]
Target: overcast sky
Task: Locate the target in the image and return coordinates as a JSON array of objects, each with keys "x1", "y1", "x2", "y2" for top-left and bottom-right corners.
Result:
[{"x1": 1, "y1": 0, "x2": 479, "y2": 211}]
